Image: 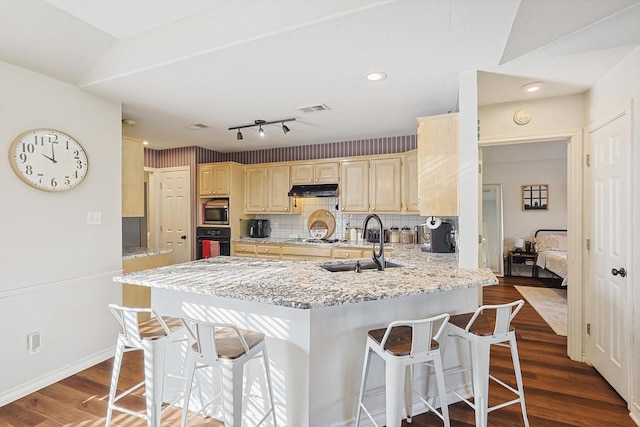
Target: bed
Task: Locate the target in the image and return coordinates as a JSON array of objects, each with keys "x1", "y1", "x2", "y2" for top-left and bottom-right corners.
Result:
[{"x1": 534, "y1": 229, "x2": 568, "y2": 286}]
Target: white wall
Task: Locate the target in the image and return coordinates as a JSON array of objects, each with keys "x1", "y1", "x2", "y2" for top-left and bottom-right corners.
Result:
[
  {"x1": 0, "y1": 62, "x2": 123, "y2": 404},
  {"x1": 483, "y1": 141, "x2": 567, "y2": 249}
]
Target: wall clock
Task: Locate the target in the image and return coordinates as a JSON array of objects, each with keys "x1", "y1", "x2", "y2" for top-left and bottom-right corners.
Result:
[{"x1": 8, "y1": 129, "x2": 89, "y2": 192}]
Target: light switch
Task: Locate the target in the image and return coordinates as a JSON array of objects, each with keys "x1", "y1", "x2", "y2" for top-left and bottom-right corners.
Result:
[{"x1": 87, "y1": 212, "x2": 102, "y2": 225}]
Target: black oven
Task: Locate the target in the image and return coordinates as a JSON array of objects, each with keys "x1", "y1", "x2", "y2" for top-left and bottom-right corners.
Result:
[{"x1": 196, "y1": 227, "x2": 231, "y2": 258}]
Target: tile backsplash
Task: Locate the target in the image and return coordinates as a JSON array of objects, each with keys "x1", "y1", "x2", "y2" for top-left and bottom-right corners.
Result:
[{"x1": 257, "y1": 197, "x2": 456, "y2": 241}]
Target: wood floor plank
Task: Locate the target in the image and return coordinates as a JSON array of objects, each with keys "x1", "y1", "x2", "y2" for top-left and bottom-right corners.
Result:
[{"x1": 0, "y1": 278, "x2": 633, "y2": 426}]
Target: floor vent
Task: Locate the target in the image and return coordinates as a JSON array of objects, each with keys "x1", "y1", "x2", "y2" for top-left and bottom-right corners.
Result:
[{"x1": 297, "y1": 103, "x2": 331, "y2": 113}]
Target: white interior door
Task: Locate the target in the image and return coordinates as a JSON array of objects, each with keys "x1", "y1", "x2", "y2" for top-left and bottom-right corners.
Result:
[
  {"x1": 587, "y1": 109, "x2": 630, "y2": 401},
  {"x1": 160, "y1": 167, "x2": 191, "y2": 264}
]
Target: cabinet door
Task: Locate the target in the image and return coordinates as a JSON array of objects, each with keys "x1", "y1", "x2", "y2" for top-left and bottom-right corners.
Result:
[
  {"x1": 340, "y1": 160, "x2": 369, "y2": 212},
  {"x1": 314, "y1": 161, "x2": 340, "y2": 183},
  {"x1": 122, "y1": 137, "x2": 144, "y2": 217},
  {"x1": 198, "y1": 164, "x2": 215, "y2": 196},
  {"x1": 370, "y1": 157, "x2": 401, "y2": 212},
  {"x1": 267, "y1": 165, "x2": 291, "y2": 212},
  {"x1": 291, "y1": 163, "x2": 314, "y2": 184},
  {"x1": 402, "y1": 150, "x2": 419, "y2": 213},
  {"x1": 245, "y1": 167, "x2": 266, "y2": 212},
  {"x1": 211, "y1": 163, "x2": 230, "y2": 195},
  {"x1": 417, "y1": 113, "x2": 459, "y2": 216}
]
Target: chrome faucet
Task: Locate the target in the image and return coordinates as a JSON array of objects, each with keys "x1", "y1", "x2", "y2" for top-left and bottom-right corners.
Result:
[{"x1": 362, "y1": 214, "x2": 385, "y2": 271}]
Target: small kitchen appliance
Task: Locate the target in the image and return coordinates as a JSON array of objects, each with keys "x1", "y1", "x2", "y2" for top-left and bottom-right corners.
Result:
[
  {"x1": 430, "y1": 222, "x2": 455, "y2": 253},
  {"x1": 202, "y1": 199, "x2": 229, "y2": 225},
  {"x1": 249, "y1": 219, "x2": 271, "y2": 238}
]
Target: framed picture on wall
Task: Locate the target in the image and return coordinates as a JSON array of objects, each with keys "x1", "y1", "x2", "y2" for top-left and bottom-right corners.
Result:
[{"x1": 522, "y1": 184, "x2": 548, "y2": 210}]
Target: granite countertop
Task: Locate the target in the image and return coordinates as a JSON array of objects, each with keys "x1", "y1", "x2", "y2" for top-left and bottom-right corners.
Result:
[
  {"x1": 122, "y1": 247, "x2": 173, "y2": 260},
  {"x1": 114, "y1": 247, "x2": 497, "y2": 309}
]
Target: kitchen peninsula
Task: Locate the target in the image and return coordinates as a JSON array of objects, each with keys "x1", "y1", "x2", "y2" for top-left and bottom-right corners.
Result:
[{"x1": 113, "y1": 246, "x2": 497, "y2": 427}]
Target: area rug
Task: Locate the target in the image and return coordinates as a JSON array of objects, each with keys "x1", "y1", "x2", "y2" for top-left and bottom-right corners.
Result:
[{"x1": 515, "y1": 286, "x2": 568, "y2": 336}]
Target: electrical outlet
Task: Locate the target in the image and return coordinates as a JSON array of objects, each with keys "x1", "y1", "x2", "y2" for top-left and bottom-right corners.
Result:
[
  {"x1": 272, "y1": 222, "x2": 279, "y2": 230},
  {"x1": 28, "y1": 332, "x2": 41, "y2": 355}
]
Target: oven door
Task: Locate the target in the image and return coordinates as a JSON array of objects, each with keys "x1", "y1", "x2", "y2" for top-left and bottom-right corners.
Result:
[{"x1": 196, "y1": 237, "x2": 230, "y2": 258}]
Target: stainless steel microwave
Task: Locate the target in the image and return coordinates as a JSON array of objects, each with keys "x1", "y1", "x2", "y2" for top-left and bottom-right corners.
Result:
[{"x1": 202, "y1": 199, "x2": 229, "y2": 225}]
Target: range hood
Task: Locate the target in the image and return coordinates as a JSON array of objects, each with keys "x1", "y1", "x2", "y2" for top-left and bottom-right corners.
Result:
[{"x1": 288, "y1": 183, "x2": 338, "y2": 198}]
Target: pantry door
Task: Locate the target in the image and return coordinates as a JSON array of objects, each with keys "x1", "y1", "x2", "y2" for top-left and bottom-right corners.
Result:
[
  {"x1": 160, "y1": 166, "x2": 191, "y2": 263},
  {"x1": 587, "y1": 107, "x2": 631, "y2": 401}
]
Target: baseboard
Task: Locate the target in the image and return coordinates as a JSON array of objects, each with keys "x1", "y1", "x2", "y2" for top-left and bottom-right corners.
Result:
[{"x1": 0, "y1": 346, "x2": 115, "y2": 407}]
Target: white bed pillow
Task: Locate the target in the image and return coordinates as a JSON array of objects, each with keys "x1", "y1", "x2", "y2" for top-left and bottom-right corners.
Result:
[{"x1": 535, "y1": 234, "x2": 567, "y2": 252}]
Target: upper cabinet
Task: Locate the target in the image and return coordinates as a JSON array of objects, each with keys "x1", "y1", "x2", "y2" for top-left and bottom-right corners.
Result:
[
  {"x1": 340, "y1": 156, "x2": 402, "y2": 213},
  {"x1": 198, "y1": 163, "x2": 230, "y2": 196},
  {"x1": 417, "y1": 113, "x2": 459, "y2": 216},
  {"x1": 122, "y1": 137, "x2": 144, "y2": 217},
  {"x1": 291, "y1": 161, "x2": 340, "y2": 184},
  {"x1": 401, "y1": 150, "x2": 419, "y2": 213},
  {"x1": 245, "y1": 164, "x2": 299, "y2": 214},
  {"x1": 369, "y1": 157, "x2": 401, "y2": 212}
]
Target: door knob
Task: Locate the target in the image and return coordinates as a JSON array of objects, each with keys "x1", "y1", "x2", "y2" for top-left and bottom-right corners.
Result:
[
  {"x1": 181, "y1": 235, "x2": 187, "y2": 240},
  {"x1": 611, "y1": 267, "x2": 627, "y2": 277}
]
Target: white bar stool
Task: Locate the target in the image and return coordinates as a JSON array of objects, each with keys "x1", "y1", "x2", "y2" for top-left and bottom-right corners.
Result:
[
  {"x1": 180, "y1": 316, "x2": 277, "y2": 427},
  {"x1": 106, "y1": 304, "x2": 186, "y2": 426},
  {"x1": 355, "y1": 313, "x2": 451, "y2": 427},
  {"x1": 447, "y1": 300, "x2": 530, "y2": 427}
]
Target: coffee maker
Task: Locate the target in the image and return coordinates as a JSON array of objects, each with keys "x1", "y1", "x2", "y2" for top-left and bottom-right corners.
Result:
[
  {"x1": 249, "y1": 219, "x2": 271, "y2": 238},
  {"x1": 430, "y1": 222, "x2": 455, "y2": 253}
]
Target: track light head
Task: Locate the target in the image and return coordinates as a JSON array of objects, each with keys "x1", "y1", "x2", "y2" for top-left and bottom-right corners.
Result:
[
  {"x1": 258, "y1": 126, "x2": 265, "y2": 137},
  {"x1": 282, "y1": 123, "x2": 290, "y2": 134},
  {"x1": 236, "y1": 130, "x2": 243, "y2": 140}
]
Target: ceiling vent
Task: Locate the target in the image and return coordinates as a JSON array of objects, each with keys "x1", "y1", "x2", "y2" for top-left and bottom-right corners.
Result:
[
  {"x1": 186, "y1": 123, "x2": 209, "y2": 130},
  {"x1": 297, "y1": 103, "x2": 331, "y2": 113}
]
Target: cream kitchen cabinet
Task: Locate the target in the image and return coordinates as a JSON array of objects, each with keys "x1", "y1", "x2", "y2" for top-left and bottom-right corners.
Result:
[
  {"x1": 245, "y1": 164, "x2": 298, "y2": 214},
  {"x1": 281, "y1": 244, "x2": 332, "y2": 260},
  {"x1": 122, "y1": 137, "x2": 144, "y2": 217},
  {"x1": 417, "y1": 113, "x2": 459, "y2": 216},
  {"x1": 291, "y1": 161, "x2": 340, "y2": 184},
  {"x1": 232, "y1": 242, "x2": 257, "y2": 257},
  {"x1": 340, "y1": 156, "x2": 401, "y2": 213},
  {"x1": 198, "y1": 163, "x2": 230, "y2": 196},
  {"x1": 401, "y1": 150, "x2": 419, "y2": 213},
  {"x1": 370, "y1": 157, "x2": 401, "y2": 212}
]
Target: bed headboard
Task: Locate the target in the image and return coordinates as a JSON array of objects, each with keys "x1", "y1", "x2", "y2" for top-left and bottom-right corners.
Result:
[{"x1": 534, "y1": 229, "x2": 567, "y2": 237}]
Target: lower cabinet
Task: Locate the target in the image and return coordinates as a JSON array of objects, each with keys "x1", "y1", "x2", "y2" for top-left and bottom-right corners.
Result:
[
  {"x1": 232, "y1": 242, "x2": 381, "y2": 261},
  {"x1": 122, "y1": 252, "x2": 173, "y2": 319}
]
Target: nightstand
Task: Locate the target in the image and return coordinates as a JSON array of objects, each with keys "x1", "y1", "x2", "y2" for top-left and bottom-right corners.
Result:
[{"x1": 507, "y1": 251, "x2": 537, "y2": 277}]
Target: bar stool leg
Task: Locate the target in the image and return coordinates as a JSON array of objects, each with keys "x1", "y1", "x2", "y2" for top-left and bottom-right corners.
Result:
[
  {"x1": 404, "y1": 365, "x2": 414, "y2": 423},
  {"x1": 433, "y1": 356, "x2": 450, "y2": 427},
  {"x1": 106, "y1": 339, "x2": 126, "y2": 426},
  {"x1": 142, "y1": 340, "x2": 167, "y2": 427},
  {"x1": 221, "y1": 363, "x2": 244, "y2": 426},
  {"x1": 261, "y1": 347, "x2": 278, "y2": 427},
  {"x1": 355, "y1": 348, "x2": 372, "y2": 426},
  {"x1": 470, "y1": 339, "x2": 491, "y2": 427},
  {"x1": 509, "y1": 336, "x2": 530, "y2": 427},
  {"x1": 180, "y1": 353, "x2": 197, "y2": 427},
  {"x1": 385, "y1": 359, "x2": 405, "y2": 427}
]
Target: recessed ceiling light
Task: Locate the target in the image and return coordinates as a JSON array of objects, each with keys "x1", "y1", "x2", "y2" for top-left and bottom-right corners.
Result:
[
  {"x1": 522, "y1": 82, "x2": 543, "y2": 93},
  {"x1": 366, "y1": 72, "x2": 387, "y2": 82},
  {"x1": 143, "y1": 140, "x2": 149, "y2": 145}
]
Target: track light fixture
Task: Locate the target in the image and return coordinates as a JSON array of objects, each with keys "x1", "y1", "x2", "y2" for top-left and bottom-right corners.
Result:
[{"x1": 229, "y1": 118, "x2": 295, "y2": 139}]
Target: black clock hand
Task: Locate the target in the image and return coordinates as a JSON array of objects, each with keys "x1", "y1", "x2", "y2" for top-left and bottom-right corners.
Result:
[
  {"x1": 50, "y1": 141, "x2": 57, "y2": 163},
  {"x1": 42, "y1": 152, "x2": 56, "y2": 163}
]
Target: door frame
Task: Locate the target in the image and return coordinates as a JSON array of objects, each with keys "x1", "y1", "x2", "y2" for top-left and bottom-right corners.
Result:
[{"x1": 479, "y1": 128, "x2": 583, "y2": 361}]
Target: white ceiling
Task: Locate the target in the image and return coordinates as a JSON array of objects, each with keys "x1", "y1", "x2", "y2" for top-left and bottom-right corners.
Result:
[{"x1": 1, "y1": 0, "x2": 638, "y2": 152}]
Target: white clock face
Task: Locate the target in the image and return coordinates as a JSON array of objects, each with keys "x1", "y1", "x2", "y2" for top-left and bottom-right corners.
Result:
[{"x1": 9, "y1": 129, "x2": 89, "y2": 192}]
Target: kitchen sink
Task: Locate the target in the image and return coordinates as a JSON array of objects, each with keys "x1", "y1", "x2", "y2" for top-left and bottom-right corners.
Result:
[{"x1": 320, "y1": 260, "x2": 403, "y2": 272}]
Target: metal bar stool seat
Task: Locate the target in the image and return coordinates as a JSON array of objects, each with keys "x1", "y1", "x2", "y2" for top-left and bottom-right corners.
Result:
[
  {"x1": 180, "y1": 317, "x2": 277, "y2": 427},
  {"x1": 355, "y1": 313, "x2": 451, "y2": 427},
  {"x1": 106, "y1": 304, "x2": 186, "y2": 426},
  {"x1": 446, "y1": 300, "x2": 530, "y2": 427}
]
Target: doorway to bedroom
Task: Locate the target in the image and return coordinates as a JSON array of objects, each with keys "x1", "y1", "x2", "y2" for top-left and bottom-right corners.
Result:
[{"x1": 481, "y1": 140, "x2": 568, "y2": 284}]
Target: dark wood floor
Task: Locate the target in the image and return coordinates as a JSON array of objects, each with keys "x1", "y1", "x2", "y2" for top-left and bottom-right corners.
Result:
[{"x1": 0, "y1": 277, "x2": 634, "y2": 426}]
